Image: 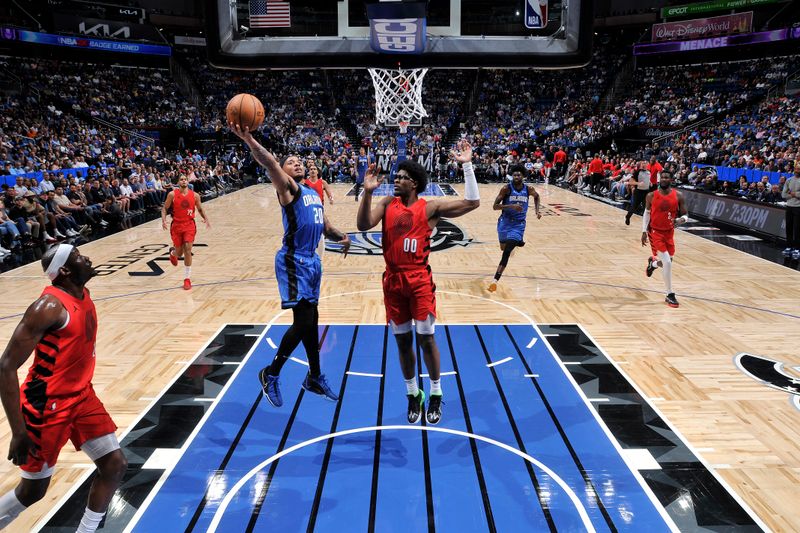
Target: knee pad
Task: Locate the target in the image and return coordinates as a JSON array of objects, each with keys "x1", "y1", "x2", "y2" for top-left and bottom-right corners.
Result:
[
  {"x1": 81, "y1": 433, "x2": 121, "y2": 462},
  {"x1": 390, "y1": 320, "x2": 413, "y2": 335}
]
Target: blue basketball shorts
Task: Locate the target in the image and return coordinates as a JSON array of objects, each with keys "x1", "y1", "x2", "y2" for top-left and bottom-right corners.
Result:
[
  {"x1": 275, "y1": 249, "x2": 322, "y2": 308},
  {"x1": 497, "y1": 219, "x2": 526, "y2": 244}
]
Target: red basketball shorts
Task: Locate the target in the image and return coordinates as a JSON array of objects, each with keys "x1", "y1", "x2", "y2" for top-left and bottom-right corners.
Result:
[
  {"x1": 20, "y1": 386, "x2": 117, "y2": 474},
  {"x1": 649, "y1": 227, "x2": 675, "y2": 257},
  {"x1": 171, "y1": 221, "x2": 196, "y2": 248},
  {"x1": 382, "y1": 268, "x2": 437, "y2": 325}
]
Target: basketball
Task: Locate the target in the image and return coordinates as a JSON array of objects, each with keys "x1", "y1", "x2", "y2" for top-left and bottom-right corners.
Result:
[{"x1": 226, "y1": 93, "x2": 265, "y2": 131}]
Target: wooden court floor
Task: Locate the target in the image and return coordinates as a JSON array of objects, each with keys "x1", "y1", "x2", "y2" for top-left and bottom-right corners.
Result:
[{"x1": 1, "y1": 183, "x2": 798, "y2": 532}]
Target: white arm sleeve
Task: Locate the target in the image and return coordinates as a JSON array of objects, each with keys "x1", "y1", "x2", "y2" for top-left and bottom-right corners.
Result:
[
  {"x1": 463, "y1": 162, "x2": 479, "y2": 201},
  {"x1": 642, "y1": 209, "x2": 651, "y2": 232}
]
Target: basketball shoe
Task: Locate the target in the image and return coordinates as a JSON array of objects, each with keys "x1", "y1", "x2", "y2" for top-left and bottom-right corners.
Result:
[
  {"x1": 646, "y1": 257, "x2": 657, "y2": 277},
  {"x1": 665, "y1": 293, "x2": 679, "y2": 308},
  {"x1": 183, "y1": 278, "x2": 191, "y2": 290},
  {"x1": 302, "y1": 373, "x2": 339, "y2": 401},
  {"x1": 169, "y1": 247, "x2": 178, "y2": 266},
  {"x1": 259, "y1": 366, "x2": 283, "y2": 407},
  {"x1": 426, "y1": 394, "x2": 443, "y2": 425},
  {"x1": 488, "y1": 281, "x2": 498, "y2": 292},
  {"x1": 407, "y1": 390, "x2": 425, "y2": 424}
]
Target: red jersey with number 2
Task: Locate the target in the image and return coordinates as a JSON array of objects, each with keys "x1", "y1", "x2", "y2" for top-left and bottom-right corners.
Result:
[
  {"x1": 172, "y1": 188, "x2": 196, "y2": 225},
  {"x1": 382, "y1": 197, "x2": 431, "y2": 271},
  {"x1": 650, "y1": 189, "x2": 678, "y2": 232}
]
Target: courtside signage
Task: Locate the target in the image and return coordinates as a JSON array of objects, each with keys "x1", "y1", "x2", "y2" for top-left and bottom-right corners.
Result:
[
  {"x1": 366, "y1": 1, "x2": 427, "y2": 54},
  {"x1": 0, "y1": 27, "x2": 171, "y2": 55},
  {"x1": 634, "y1": 28, "x2": 787, "y2": 54}
]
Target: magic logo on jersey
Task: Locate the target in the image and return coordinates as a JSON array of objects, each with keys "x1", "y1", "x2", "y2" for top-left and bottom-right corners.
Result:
[{"x1": 326, "y1": 219, "x2": 472, "y2": 255}]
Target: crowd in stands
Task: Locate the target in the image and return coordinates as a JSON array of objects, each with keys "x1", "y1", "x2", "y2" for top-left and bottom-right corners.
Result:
[{"x1": 3, "y1": 42, "x2": 800, "y2": 259}]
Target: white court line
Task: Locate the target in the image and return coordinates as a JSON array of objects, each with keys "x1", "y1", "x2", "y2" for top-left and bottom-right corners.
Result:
[
  {"x1": 222, "y1": 361, "x2": 241, "y2": 365},
  {"x1": 267, "y1": 337, "x2": 277, "y2": 349},
  {"x1": 486, "y1": 356, "x2": 513, "y2": 368},
  {"x1": 562, "y1": 361, "x2": 583, "y2": 365},
  {"x1": 588, "y1": 398, "x2": 610, "y2": 402},
  {"x1": 524, "y1": 373, "x2": 539, "y2": 378},
  {"x1": 543, "y1": 333, "x2": 560, "y2": 337},
  {"x1": 290, "y1": 356, "x2": 309, "y2": 366},
  {"x1": 421, "y1": 371, "x2": 457, "y2": 377},
  {"x1": 346, "y1": 371, "x2": 383, "y2": 378},
  {"x1": 244, "y1": 333, "x2": 262, "y2": 337},
  {"x1": 207, "y1": 425, "x2": 596, "y2": 533},
  {"x1": 577, "y1": 325, "x2": 771, "y2": 533},
  {"x1": 121, "y1": 324, "x2": 270, "y2": 533},
  {"x1": 193, "y1": 398, "x2": 215, "y2": 402},
  {"x1": 35, "y1": 323, "x2": 233, "y2": 533},
  {"x1": 526, "y1": 337, "x2": 538, "y2": 348}
]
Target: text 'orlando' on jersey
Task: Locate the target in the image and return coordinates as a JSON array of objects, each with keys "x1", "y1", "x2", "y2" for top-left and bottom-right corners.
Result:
[
  {"x1": 500, "y1": 182, "x2": 530, "y2": 224},
  {"x1": 281, "y1": 184, "x2": 324, "y2": 256}
]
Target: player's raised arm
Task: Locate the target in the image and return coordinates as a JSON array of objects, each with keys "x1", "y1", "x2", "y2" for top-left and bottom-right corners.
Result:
[
  {"x1": 428, "y1": 139, "x2": 480, "y2": 219},
  {"x1": 356, "y1": 164, "x2": 391, "y2": 231},
  {"x1": 229, "y1": 123, "x2": 297, "y2": 205}
]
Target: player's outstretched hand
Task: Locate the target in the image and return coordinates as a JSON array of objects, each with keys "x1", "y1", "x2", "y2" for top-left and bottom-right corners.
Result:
[
  {"x1": 536, "y1": 210, "x2": 542, "y2": 220},
  {"x1": 338, "y1": 234, "x2": 351, "y2": 258},
  {"x1": 363, "y1": 163, "x2": 383, "y2": 193},
  {"x1": 641, "y1": 232, "x2": 648, "y2": 247},
  {"x1": 8, "y1": 432, "x2": 36, "y2": 466},
  {"x1": 450, "y1": 139, "x2": 473, "y2": 163},
  {"x1": 229, "y1": 122, "x2": 253, "y2": 142},
  {"x1": 204, "y1": 218, "x2": 211, "y2": 230}
]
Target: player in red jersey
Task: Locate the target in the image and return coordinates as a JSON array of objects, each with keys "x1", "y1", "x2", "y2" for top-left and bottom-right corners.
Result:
[
  {"x1": 357, "y1": 140, "x2": 479, "y2": 425},
  {"x1": 641, "y1": 171, "x2": 687, "y2": 308},
  {"x1": 161, "y1": 174, "x2": 211, "y2": 290},
  {"x1": 304, "y1": 162, "x2": 333, "y2": 204},
  {"x1": 0, "y1": 244, "x2": 127, "y2": 532}
]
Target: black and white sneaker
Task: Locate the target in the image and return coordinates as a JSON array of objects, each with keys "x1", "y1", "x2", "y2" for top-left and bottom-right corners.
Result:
[
  {"x1": 646, "y1": 256, "x2": 657, "y2": 278},
  {"x1": 665, "y1": 293, "x2": 679, "y2": 308},
  {"x1": 407, "y1": 391, "x2": 425, "y2": 424},
  {"x1": 426, "y1": 394, "x2": 443, "y2": 425}
]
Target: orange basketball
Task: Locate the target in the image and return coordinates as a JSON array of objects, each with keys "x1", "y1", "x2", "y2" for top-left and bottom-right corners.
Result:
[{"x1": 226, "y1": 93, "x2": 265, "y2": 132}]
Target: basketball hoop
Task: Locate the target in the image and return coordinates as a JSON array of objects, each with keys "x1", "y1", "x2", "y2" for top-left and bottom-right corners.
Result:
[{"x1": 368, "y1": 67, "x2": 429, "y2": 128}]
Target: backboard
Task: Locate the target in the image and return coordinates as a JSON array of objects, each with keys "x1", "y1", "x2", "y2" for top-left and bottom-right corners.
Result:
[{"x1": 205, "y1": 0, "x2": 593, "y2": 69}]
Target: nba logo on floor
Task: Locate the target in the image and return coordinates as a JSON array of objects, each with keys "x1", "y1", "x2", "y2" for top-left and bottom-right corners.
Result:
[{"x1": 525, "y1": 0, "x2": 548, "y2": 29}]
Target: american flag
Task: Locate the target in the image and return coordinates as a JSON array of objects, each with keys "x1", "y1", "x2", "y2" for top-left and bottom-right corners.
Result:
[{"x1": 249, "y1": 0, "x2": 291, "y2": 28}]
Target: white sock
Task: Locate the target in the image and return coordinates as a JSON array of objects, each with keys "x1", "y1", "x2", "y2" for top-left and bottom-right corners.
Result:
[
  {"x1": 430, "y1": 378, "x2": 442, "y2": 396},
  {"x1": 184, "y1": 266, "x2": 191, "y2": 278},
  {"x1": 0, "y1": 489, "x2": 27, "y2": 529},
  {"x1": 651, "y1": 257, "x2": 660, "y2": 269},
  {"x1": 76, "y1": 507, "x2": 105, "y2": 533},
  {"x1": 404, "y1": 377, "x2": 419, "y2": 397},
  {"x1": 659, "y1": 252, "x2": 672, "y2": 294}
]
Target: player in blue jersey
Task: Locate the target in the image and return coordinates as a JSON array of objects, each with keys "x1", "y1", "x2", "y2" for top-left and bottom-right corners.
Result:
[
  {"x1": 354, "y1": 147, "x2": 370, "y2": 201},
  {"x1": 230, "y1": 123, "x2": 351, "y2": 407},
  {"x1": 488, "y1": 165, "x2": 541, "y2": 292}
]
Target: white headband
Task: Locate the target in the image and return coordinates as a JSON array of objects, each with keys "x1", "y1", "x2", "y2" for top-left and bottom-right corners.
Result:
[{"x1": 45, "y1": 244, "x2": 74, "y2": 281}]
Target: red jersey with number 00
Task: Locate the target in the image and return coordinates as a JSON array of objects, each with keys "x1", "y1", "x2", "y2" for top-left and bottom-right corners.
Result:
[
  {"x1": 172, "y1": 188, "x2": 196, "y2": 224},
  {"x1": 382, "y1": 197, "x2": 431, "y2": 272},
  {"x1": 650, "y1": 189, "x2": 678, "y2": 232},
  {"x1": 22, "y1": 286, "x2": 97, "y2": 406}
]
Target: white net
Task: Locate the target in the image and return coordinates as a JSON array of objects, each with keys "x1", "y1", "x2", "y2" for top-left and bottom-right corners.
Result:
[{"x1": 368, "y1": 67, "x2": 429, "y2": 127}]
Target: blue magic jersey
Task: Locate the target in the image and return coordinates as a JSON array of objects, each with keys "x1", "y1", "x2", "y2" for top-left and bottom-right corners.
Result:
[
  {"x1": 281, "y1": 184, "x2": 324, "y2": 256},
  {"x1": 499, "y1": 182, "x2": 530, "y2": 225},
  {"x1": 357, "y1": 154, "x2": 369, "y2": 181}
]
